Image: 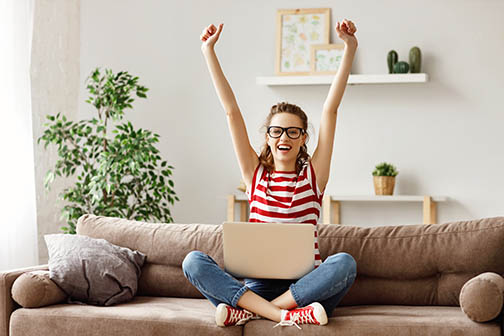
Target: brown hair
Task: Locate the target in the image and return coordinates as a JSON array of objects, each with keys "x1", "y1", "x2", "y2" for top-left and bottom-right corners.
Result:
[{"x1": 258, "y1": 102, "x2": 310, "y2": 175}]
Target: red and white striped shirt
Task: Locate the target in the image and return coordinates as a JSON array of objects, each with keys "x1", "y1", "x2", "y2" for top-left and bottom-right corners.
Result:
[{"x1": 246, "y1": 161, "x2": 323, "y2": 268}]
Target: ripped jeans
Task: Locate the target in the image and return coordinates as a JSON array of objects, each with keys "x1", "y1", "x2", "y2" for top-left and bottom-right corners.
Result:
[{"x1": 182, "y1": 251, "x2": 357, "y2": 316}]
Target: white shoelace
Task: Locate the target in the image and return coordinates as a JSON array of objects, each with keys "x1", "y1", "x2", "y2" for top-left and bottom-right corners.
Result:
[
  {"x1": 273, "y1": 318, "x2": 302, "y2": 330},
  {"x1": 273, "y1": 309, "x2": 316, "y2": 330},
  {"x1": 231, "y1": 310, "x2": 251, "y2": 326},
  {"x1": 230, "y1": 309, "x2": 260, "y2": 326}
]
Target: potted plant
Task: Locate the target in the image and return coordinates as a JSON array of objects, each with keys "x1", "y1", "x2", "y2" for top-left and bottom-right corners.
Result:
[
  {"x1": 38, "y1": 68, "x2": 179, "y2": 233},
  {"x1": 372, "y1": 162, "x2": 399, "y2": 195}
]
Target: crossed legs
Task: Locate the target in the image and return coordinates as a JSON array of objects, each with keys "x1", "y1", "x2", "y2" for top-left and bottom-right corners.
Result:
[
  {"x1": 235, "y1": 287, "x2": 296, "y2": 322},
  {"x1": 182, "y1": 251, "x2": 357, "y2": 322}
]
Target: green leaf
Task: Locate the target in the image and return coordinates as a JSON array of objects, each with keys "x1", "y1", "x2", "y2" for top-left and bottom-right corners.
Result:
[{"x1": 44, "y1": 170, "x2": 55, "y2": 188}]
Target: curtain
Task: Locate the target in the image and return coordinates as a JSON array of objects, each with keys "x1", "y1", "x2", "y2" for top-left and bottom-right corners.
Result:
[{"x1": 0, "y1": 0, "x2": 38, "y2": 270}]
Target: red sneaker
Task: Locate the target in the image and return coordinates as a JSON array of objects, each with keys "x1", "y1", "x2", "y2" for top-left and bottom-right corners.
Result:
[
  {"x1": 215, "y1": 303, "x2": 261, "y2": 327},
  {"x1": 274, "y1": 302, "x2": 328, "y2": 329}
]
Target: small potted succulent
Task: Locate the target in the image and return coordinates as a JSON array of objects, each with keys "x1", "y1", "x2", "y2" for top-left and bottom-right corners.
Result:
[{"x1": 372, "y1": 162, "x2": 399, "y2": 195}]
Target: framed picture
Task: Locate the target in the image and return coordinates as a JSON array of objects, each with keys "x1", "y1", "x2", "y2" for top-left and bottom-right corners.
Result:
[
  {"x1": 311, "y1": 44, "x2": 345, "y2": 75},
  {"x1": 276, "y1": 8, "x2": 331, "y2": 76}
]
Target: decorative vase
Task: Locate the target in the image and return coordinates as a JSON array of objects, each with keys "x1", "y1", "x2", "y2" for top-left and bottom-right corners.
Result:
[
  {"x1": 387, "y1": 50, "x2": 398, "y2": 74},
  {"x1": 409, "y1": 46, "x2": 422, "y2": 73},
  {"x1": 373, "y1": 176, "x2": 396, "y2": 195}
]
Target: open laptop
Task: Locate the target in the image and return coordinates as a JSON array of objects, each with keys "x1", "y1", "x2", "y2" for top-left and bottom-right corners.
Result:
[{"x1": 222, "y1": 222, "x2": 315, "y2": 280}]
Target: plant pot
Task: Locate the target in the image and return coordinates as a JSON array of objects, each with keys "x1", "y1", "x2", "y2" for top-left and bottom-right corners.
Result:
[{"x1": 373, "y1": 176, "x2": 395, "y2": 195}]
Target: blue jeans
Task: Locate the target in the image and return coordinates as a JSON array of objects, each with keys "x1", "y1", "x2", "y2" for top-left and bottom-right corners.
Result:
[{"x1": 182, "y1": 251, "x2": 357, "y2": 316}]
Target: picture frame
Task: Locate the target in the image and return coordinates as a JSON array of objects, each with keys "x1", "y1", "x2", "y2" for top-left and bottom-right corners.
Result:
[
  {"x1": 310, "y1": 44, "x2": 345, "y2": 75},
  {"x1": 276, "y1": 8, "x2": 331, "y2": 76}
]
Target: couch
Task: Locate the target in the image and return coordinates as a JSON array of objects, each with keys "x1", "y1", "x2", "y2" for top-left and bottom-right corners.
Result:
[{"x1": 2, "y1": 214, "x2": 504, "y2": 336}]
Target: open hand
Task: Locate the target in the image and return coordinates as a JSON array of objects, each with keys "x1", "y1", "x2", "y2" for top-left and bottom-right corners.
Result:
[
  {"x1": 335, "y1": 19, "x2": 358, "y2": 49},
  {"x1": 200, "y1": 23, "x2": 223, "y2": 50}
]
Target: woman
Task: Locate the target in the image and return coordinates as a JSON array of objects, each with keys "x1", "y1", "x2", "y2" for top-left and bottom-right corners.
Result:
[{"x1": 183, "y1": 19, "x2": 358, "y2": 329}]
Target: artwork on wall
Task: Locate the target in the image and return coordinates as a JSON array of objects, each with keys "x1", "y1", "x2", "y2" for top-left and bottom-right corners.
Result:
[
  {"x1": 310, "y1": 44, "x2": 345, "y2": 74},
  {"x1": 276, "y1": 8, "x2": 331, "y2": 76}
]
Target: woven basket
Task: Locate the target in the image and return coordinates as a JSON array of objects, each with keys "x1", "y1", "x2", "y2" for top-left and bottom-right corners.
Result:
[{"x1": 373, "y1": 176, "x2": 396, "y2": 195}]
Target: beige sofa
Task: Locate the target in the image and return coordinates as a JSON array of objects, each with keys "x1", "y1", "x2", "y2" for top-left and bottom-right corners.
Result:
[{"x1": 2, "y1": 214, "x2": 504, "y2": 336}]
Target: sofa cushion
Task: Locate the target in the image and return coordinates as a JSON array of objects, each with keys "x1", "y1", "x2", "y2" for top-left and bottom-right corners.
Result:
[
  {"x1": 45, "y1": 233, "x2": 146, "y2": 306},
  {"x1": 459, "y1": 272, "x2": 504, "y2": 322},
  {"x1": 9, "y1": 297, "x2": 241, "y2": 336},
  {"x1": 138, "y1": 263, "x2": 203, "y2": 298},
  {"x1": 243, "y1": 305, "x2": 501, "y2": 336},
  {"x1": 11, "y1": 271, "x2": 66, "y2": 308},
  {"x1": 76, "y1": 215, "x2": 223, "y2": 267}
]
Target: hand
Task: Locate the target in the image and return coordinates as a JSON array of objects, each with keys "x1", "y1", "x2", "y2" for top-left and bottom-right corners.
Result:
[
  {"x1": 335, "y1": 19, "x2": 358, "y2": 49},
  {"x1": 200, "y1": 23, "x2": 223, "y2": 51}
]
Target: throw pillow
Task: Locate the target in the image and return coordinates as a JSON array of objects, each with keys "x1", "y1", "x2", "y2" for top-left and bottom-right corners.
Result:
[
  {"x1": 11, "y1": 270, "x2": 67, "y2": 308},
  {"x1": 459, "y1": 272, "x2": 504, "y2": 322},
  {"x1": 44, "y1": 233, "x2": 146, "y2": 306}
]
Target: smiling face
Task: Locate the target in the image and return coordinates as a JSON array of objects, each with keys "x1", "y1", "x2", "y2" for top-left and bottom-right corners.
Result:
[{"x1": 266, "y1": 112, "x2": 307, "y2": 171}]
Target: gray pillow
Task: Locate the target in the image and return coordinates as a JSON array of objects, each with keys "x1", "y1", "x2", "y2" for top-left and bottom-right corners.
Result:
[{"x1": 44, "y1": 233, "x2": 146, "y2": 306}]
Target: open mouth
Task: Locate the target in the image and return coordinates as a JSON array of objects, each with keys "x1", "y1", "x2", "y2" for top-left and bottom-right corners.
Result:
[{"x1": 277, "y1": 144, "x2": 292, "y2": 153}]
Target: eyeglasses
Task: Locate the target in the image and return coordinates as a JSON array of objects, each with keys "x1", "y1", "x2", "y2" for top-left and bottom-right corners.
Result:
[{"x1": 267, "y1": 126, "x2": 305, "y2": 139}]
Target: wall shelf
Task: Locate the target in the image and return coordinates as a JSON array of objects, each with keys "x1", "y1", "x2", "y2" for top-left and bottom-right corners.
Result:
[
  {"x1": 256, "y1": 73, "x2": 428, "y2": 86},
  {"x1": 227, "y1": 194, "x2": 448, "y2": 225},
  {"x1": 321, "y1": 195, "x2": 448, "y2": 225},
  {"x1": 324, "y1": 195, "x2": 447, "y2": 202}
]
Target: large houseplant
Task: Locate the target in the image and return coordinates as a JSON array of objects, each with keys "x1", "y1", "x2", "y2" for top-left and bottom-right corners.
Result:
[{"x1": 38, "y1": 68, "x2": 179, "y2": 233}]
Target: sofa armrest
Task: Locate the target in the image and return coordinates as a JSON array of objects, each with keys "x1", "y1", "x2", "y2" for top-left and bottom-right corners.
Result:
[{"x1": 0, "y1": 265, "x2": 49, "y2": 336}]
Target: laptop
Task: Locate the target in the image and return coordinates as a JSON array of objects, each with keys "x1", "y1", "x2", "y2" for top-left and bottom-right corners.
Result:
[{"x1": 222, "y1": 222, "x2": 315, "y2": 280}]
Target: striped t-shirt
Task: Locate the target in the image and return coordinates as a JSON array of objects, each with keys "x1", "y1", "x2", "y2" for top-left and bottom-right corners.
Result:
[{"x1": 246, "y1": 161, "x2": 323, "y2": 268}]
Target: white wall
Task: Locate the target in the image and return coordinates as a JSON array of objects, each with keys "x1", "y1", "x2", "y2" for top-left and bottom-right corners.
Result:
[
  {"x1": 79, "y1": 0, "x2": 504, "y2": 227},
  {"x1": 32, "y1": 0, "x2": 80, "y2": 263}
]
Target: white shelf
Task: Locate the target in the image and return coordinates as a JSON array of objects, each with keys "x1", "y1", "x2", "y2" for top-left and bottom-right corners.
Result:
[
  {"x1": 256, "y1": 73, "x2": 428, "y2": 86},
  {"x1": 327, "y1": 195, "x2": 448, "y2": 202},
  {"x1": 234, "y1": 194, "x2": 447, "y2": 202},
  {"x1": 229, "y1": 194, "x2": 447, "y2": 224}
]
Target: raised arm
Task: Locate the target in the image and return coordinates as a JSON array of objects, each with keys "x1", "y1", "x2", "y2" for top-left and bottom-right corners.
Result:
[
  {"x1": 200, "y1": 24, "x2": 259, "y2": 189},
  {"x1": 311, "y1": 19, "x2": 358, "y2": 192}
]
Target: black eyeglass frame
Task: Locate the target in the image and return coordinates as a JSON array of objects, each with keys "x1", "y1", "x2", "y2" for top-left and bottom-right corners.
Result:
[{"x1": 267, "y1": 126, "x2": 305, "y2": 139}]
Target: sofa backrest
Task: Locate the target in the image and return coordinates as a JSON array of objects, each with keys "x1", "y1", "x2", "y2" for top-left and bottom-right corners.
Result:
[
  {"x1": 318, "y1": 216, "x2": 504, "y2": 306},
  {"x1": 76, "y1": 214, "x2": 504, "y2": 306}
]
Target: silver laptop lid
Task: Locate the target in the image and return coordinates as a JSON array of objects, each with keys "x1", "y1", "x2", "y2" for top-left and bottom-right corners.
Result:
[{"x1": 222, "y1": 222, "x2": 315, "y2": 280}]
